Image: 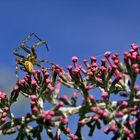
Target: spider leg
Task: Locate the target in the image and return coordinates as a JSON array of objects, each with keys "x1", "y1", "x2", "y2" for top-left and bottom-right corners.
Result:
[
  {"x1": 13, "y1": 44, "x2": 31, "y2": 54},
  {"x1": 22, "y1": 32, "x2": 35, "y2": 44},
  {"x1": 35, "y1": 63, "x2": 52, "y2": 71},
  {"x1": 20, "y1": 66, "x2": 26, "y2": 71},
  {"x1": 15, "y1": 58, "x2": 26, "y2": 81},
  {"x1": 37, "y1": 59, "x2": 54, "y2": 65},
  {"x1": 30, "y1": 33, "x2": 48, "y2": 51},
  {"x1": 15, "y1": 60, "x2": 24, "y2": 81},
  {"x1": 13, "y1": 33, "x2": 48, "y2": 57},
  {"x1": 13, "y1": 33, "x2": 37, "y2": 54},
  {"x1": 31, "y1": 41, "x2": 49, "y2": 58},
  {"x1": 13, "y1": 50, "x2": 26, "y2": 58},
  {"x1": 15, "y1": 60, "x2": 19, "y2": 81},
  {"x1": 23, "y1": 33, "x2": 48, "y2": 51},
  {"x1": 36, "y1": 63, "x2": 45, "y2": 69},
  {"x1": 14, "y1": 33, "x2": 33, "y2": 53}
]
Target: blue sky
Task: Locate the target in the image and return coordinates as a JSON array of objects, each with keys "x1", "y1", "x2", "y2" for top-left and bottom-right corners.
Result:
[{"x1": 0, "y1": 0, "x2": 140, "y2": 139}]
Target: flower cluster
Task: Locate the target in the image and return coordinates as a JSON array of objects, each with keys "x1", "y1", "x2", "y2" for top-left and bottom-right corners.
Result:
[{"x1": 0, "y1": 44, "x2": 140, "y2": 139}]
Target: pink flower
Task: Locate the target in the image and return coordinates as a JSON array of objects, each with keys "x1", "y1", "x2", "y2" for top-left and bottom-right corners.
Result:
[
  {"x1": 104, "y1": 51, "x2": 111, "y2": 58},
  {"x1": 30, "y1": 95, "x2": 37, "y2": 101},
  {"x1": 72, "y1": 56, "x2": 78, "y2": 62}
]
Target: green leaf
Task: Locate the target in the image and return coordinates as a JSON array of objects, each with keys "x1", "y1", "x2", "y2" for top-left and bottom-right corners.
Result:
[
  {"x1": 31, "y1": 125, "x2": 43, "y2": 140},
  {"x1": 44, "y1": 126, "x2": 54, "y2": 139},
  {"x1": 88, "y1": 123, "x2": 96, "y2": 137}
]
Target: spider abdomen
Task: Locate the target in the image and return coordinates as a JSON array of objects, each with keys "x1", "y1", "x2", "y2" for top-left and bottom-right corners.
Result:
[{"x1": 24, "y1": 61, "x2": 34, "y2": 73}]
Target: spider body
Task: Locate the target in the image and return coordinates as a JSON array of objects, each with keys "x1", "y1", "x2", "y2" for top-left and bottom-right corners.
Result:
[
  {"x1": 13, "y1": 33, "x2": 53, "y2": 80},
  {"x1": 24, "y1": 61, "x2": 34, "y2": 73}
]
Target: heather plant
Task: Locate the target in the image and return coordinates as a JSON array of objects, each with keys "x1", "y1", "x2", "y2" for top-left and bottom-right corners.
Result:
[{"x1": 0, "y1": 43, "x2": 140, "y2": 140}]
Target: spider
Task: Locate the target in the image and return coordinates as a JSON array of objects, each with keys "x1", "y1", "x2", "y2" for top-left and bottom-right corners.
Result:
[{"x1": 13, "y1": 32, "x2": 54, "y2": 81}]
